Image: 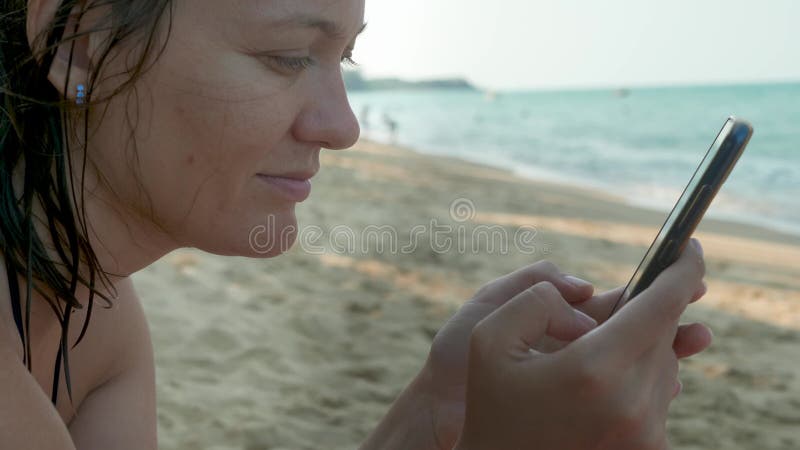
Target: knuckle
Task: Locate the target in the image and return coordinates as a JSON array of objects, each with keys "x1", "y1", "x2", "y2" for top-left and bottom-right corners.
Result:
[
  {"x1": 468, "y1": 319, "x2": 495, "y2": 357},
  {"x1": 530, "y1": 280, "x2": 559, "y2": 298},
  {"x1": 528, "y1": 282, "x2": 564, "y2": 313},
  {"x1": 474, "y1": 279, "x2": 496, "y2": 297},
  {"x1": 426, "y1": 336, "x2": 447, "y2": 367},
  {"x1": 473, "y1": 276, "x2": 503, "y2": 299},
  {"x1": 470, "y1": 318, "x2": 491, "y2": 343},
  {"x1": 532, "y1": 259, "x2": 560, "y2": 276}
]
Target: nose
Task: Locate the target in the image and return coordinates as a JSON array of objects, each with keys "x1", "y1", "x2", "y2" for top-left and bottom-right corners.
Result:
[{"x1": 292, "y1": 72, "x2": 361, "y2": 150}]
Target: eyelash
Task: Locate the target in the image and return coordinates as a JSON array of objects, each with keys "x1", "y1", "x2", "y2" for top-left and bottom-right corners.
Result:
[
  {"x1": 342, "y1": 55, "x2": 358, "y2": 67},
  {"x1": 268, "y1": 54, "x2": 359, "y2": 72}
]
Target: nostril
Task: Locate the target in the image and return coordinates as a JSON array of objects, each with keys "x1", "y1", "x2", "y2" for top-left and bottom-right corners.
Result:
[{"x1": 327, "y1": 109, "x2": 360, "y2": 150}]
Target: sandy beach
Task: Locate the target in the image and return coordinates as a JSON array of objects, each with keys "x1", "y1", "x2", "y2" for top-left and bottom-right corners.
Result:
[{"x1": 133, "y1": 139, "x2": 800, "y2": 449}]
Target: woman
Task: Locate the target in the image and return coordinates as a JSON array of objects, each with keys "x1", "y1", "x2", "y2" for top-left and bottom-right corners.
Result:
[{"x1": 0, "y1": 0, "x2": 712, "y2": 448}]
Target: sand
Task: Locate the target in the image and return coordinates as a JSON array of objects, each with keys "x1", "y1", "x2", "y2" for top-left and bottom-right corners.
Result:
[{"x1": 133, "y1": 139, "x2": 800, "y2": 449}]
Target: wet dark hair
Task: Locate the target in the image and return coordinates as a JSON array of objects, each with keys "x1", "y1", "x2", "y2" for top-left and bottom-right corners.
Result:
[{"x1": 0, "y1": 0, "x2": 173, "y2": 406}]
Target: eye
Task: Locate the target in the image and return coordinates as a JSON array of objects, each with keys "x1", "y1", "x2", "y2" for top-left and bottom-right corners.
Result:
[
  {"x1": 267, "y1": 55, "x2": 315, "y2": 73},
  {"x1": 341, "y1": 49, "x2": 358, "y2": 67},
  {"x1": 264, "y1": 51, "x2": 358, "y2": 74}
]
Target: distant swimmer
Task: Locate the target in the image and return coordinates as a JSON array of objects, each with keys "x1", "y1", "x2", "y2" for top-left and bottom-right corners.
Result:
[
  {"x1": 382, "y1": 112, "x2": 398, "y2": 142},
  {"x1": 614, "y1": 88, "x2": 630, "y2": 98}
]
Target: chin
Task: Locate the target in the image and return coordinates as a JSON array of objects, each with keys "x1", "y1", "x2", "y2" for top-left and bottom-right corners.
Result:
[
  {"x1": 246, "y1": 209, "x2": 300, "y2": 258},
  {"x1": 198, "y1": 209, "x2": 301, "y2": 258}
]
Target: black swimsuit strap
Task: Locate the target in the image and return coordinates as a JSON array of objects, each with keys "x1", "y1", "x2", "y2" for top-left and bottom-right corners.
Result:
[
  {"x1": 5, "y1": 260, "x2": 25, "y2": 351},
  {"x1": 6, "y1": 262, "x2": 64, "y2": 405}
]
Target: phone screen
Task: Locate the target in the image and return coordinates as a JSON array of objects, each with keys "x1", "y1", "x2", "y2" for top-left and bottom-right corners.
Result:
[{"x1": 608, "y1": 117, "x2": 753, "y2": 316}]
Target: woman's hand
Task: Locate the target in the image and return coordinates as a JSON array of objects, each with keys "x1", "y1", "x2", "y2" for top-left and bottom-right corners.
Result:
[
  {"x1": 452, "y1": 239, "x2": 709, "y2": 450},
  {"x1": 361, "y1": 258, "x2": 604, "y2": 450},
  {"x1": 421, "y1": 259, "x2": 600, "y2": 447},
  {"x1": 361, "y1": 240, "x2": 710, "y2": 450}
]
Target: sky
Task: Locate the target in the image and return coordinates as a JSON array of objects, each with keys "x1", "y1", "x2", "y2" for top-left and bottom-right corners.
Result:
[{"x1": 354, "y1": 0, "x2": 800, "y2": 91}]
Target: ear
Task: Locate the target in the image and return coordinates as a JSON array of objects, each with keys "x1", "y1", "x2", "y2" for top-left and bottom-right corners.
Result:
[{"x1": 26, "y1": 0, "x2": 99, "y2": 101}]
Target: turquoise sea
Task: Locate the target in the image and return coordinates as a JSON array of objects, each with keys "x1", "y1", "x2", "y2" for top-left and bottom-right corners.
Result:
[{"x1": 347, "y1": 83, "x2": 800, "y2": 237}]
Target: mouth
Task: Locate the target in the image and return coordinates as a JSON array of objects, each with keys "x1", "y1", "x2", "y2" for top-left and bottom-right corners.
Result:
[{"x1": 256, "y1": 171, "x2": 316, "y2": 202}]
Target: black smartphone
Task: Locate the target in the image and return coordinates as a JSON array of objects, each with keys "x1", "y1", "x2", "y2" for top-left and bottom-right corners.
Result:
[{"x1": 608, "y1": 116, "x2": 754, "y2": 316}]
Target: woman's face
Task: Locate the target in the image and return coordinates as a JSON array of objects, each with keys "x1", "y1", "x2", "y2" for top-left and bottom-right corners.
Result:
[{"x1": 79, "y1": 0, "x2": 365, "y2": 259}]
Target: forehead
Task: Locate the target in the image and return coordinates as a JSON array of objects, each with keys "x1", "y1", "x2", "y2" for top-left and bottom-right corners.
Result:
[{"x1": 235, "y1": 0, "x2": 365, "y2": 31}]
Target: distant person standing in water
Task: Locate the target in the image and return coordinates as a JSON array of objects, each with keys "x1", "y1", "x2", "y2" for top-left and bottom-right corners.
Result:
[{"x1": 382, "y1": 111, "x2": 398, "y2": 142}]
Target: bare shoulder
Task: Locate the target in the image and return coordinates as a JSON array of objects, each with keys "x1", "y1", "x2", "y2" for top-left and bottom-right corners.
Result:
[
  {"x1": 0, "y1": 265, "x2": 157, "y2": 448},
  {"x1": 67, "y1": 277, "x2": 158, "y2": 449},
  {"x1": 0, "y1": 257, "x2": 75, "y2": 448},
  {"x1": 0, "y1": 291, "x2": 77, "y2": 448},
  {"x1": 0, "y1": 345, "x2": 78, "y2": 449},
  {"x1": 80, "y1": 278, "x2": 154, "y2": 380}
]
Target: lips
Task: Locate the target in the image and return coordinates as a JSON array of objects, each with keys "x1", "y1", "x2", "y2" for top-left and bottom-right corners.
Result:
[
  {"x1": 256, "y1": 171, "x2": 315, "y2": 202},
  {"x1": 272, "y1": 170, "x2": 318, "y2": 181}
]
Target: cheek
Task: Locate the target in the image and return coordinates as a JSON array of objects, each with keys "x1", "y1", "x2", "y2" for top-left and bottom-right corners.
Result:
[
  {"x1": 133, "y1": 3, "x2": 303, "y2": 213},
  {"x1": 85, "y1": 10, "x2": 309, "y2": 255},
  {"x1": 106, "y1": 86, "x2": 305, "y2": 255},
  {"x1": 136, "y1": 81, "x2": 301, "y2": 232},
  {"x1": 149, "y1": 42, "x2": 301, "y2": 191}
]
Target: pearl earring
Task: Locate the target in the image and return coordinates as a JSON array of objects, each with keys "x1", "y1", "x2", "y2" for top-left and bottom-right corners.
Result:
[{"x1": 76, "y1": 84, "x2": 86, "y2": 105}]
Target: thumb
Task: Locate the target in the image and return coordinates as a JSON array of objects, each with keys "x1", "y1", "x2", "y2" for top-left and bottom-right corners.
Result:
[{"x1": 474, "y1": 281, "x2": 598, "y2": 354}]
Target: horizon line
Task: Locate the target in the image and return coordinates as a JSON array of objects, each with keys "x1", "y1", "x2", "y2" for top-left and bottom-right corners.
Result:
[{"x1": 349, "y1": 70, "x2": 800, "y2": 93}]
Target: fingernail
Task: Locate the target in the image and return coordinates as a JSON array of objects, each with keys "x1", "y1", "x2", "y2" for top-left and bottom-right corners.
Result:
[
  {"x1": 564, "y1": 275, "x2": 592, "y2": 289},
  {"x1": 691, "y1": 238, "x2": 704, "y2": 257},
  {"x1": 575, "y1": 309, "x2": 598, "y2": 329}
]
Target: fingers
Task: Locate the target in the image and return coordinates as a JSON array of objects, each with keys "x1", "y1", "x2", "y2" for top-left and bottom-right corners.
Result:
[
  {"x1": 589, "y1": 238, "x2": 706, "y2": 363},
  {"x1": 532, "y1": 285, "x2": 623, "y2": 353},
  {"x1": 638, "y1": 238, "x2": 706, "y2": 323},
  {"x1": 673, "y1": 323, "x2": 713, "y2": 359},
  {"x1": 473, "y1": 261, "x2": 595, "y2": 308},
  {"x1": 472, "y1": 282, "x2": 597, "y2": 355},
  {"x1": 572, "y1": 285, "x2": 626, "y2": 324}
]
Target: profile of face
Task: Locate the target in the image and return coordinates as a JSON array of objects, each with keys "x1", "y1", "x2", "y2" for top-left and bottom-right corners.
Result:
[{"x1": 32, "y1": 0, "x2": 365, "y2": 261}]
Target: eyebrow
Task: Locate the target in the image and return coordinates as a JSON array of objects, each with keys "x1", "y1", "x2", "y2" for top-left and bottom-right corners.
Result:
[{"x1": 269, "y1": 15, "x2": 367, "y2": 41}]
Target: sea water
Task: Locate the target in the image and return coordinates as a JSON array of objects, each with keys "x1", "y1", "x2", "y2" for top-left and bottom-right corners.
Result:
[{"x1": 347, "y1": 83, "x2": 800, "y2": 237}]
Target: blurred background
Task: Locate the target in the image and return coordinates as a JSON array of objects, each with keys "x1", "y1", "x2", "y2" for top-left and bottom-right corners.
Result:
[{"x1": 347, "y1": 0, "x2": 800, "y2": 236}]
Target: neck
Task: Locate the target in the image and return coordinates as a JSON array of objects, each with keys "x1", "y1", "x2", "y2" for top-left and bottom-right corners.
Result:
[
  {"x1": 78, "y1": 182, "x2": 179, "y2": 277},
  {"x1": 66, "y1": 128, "x2": 183, "y2": 278},
  {"x1": 11, "y1": 147, "x2": 179, "y2": 295}
]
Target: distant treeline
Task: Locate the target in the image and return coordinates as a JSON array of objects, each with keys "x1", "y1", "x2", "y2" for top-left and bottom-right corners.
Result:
[{"x1": 344, "y1": 70, "x2": 477, "y2": 91}]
